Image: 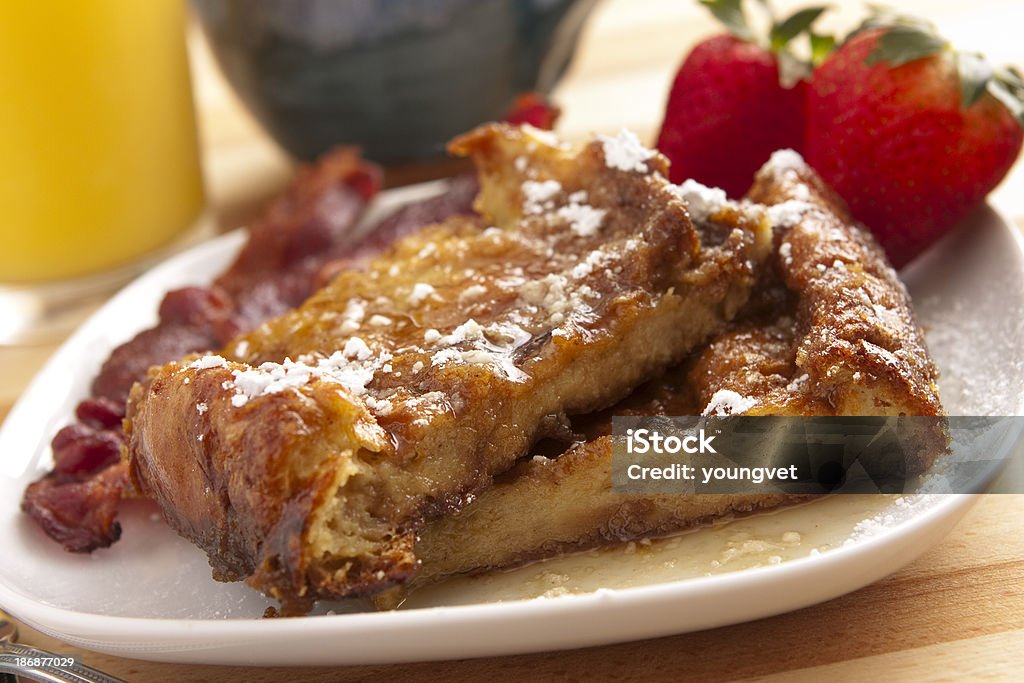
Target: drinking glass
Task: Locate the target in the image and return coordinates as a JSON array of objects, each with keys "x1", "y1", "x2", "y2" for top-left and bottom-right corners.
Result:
[{"x1": 0, "y1": 0, "x2": 206, "y2": 344}]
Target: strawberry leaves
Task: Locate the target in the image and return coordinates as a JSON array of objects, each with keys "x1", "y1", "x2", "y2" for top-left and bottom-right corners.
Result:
[
  {"x1": 770, "y1": 6, "x2": 828, "y2": 51},
  {"x1": 697, "y1": 0, "x2": 830, "y2": 87},
  {"x1": 956, "y1": 52, "x2": 993, "y2": 108},
  {"x1": 697, "y1": 0, "x2": 1024, "y2": 125},
  {"x1": 856, "y1": 13, "x2": 1024, "y2": 122},
  {"x1": 989, "y1": 67, "x2": 1024, "y2": 126},
  {"x1": 698, "y1": 0, "x2": 754, "y2": 42},
  {"x1": 863, "y1": 24, "x2": 947, "y2": 67}
]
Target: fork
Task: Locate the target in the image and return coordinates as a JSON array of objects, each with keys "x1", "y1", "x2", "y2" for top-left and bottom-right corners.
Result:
[{"x1": 0, "y1": 613, "x2": 126, "y2": 683}]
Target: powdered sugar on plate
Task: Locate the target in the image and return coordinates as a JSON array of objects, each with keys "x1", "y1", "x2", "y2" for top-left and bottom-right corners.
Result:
[{"x1": 842, "y1": 495, "x2": 944, "y2": 546}]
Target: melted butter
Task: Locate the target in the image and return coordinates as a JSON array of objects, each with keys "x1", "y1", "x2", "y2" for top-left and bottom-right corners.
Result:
[{"x1": 400, "y1": 494, "x2": 898, "y2": 609}]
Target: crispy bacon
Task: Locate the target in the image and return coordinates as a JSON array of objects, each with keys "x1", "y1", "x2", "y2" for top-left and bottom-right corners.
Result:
[
  {"x1": 22, "y1": 463, "x2": 128, "y2": 552},
  {"x1": 210, "y1": 149, "x2": 381, "y2": 336},
  {"x1": 49, "y1": 424, "x2": 123, "y2": 477},
  {"x1": 92, "y1": 287, "x2": 233, "y2": 405},
  {"x1": 74, "y1": 397, "x2": 125, "y2": 431},
  {"x1": 312, "y1": 173, "x2": 480, "y2": 288}
]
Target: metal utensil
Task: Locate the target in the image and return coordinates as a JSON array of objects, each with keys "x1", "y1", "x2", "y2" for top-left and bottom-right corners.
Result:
[{"x1": 0, "y1": 613, "x2": 126, "y2": 683}]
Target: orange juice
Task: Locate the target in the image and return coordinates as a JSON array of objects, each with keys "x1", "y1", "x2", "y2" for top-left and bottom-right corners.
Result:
[{"x1": 0, "y1": 0, "x2": 204, "y2": 283}]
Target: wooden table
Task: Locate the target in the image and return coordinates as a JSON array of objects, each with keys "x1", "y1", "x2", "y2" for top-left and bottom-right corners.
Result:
[{"x1": 3, "y1": 1, "x2": 1024, "y2": 680}]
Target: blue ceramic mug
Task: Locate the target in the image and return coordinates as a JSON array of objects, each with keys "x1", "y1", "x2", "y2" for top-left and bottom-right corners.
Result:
[{"x1": 193, "y1": 0, "x2": 598, "y2": 162}]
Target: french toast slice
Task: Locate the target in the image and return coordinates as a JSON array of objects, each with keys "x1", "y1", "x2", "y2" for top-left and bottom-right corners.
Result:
[
  {"x1": 727, "y1": 150, "x2": 943, "y2": 419},
  {"x1": 125, "y1": 124, "x2": 771, "y2": 614},
  {"x1": 402, "y1": 151, "x2": 945, "y2": 595}
]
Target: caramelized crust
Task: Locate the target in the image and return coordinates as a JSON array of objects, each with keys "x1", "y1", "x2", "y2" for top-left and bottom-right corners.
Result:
[
  {"x1": 699, "y1": 150, "x2": 943, "y2": 418},
  {"x1": 125, "y1": 125, "x2": 770, "y2": 613},
  {"x1": 403, "y1": 152, "x2": 945, "y2": 598}
]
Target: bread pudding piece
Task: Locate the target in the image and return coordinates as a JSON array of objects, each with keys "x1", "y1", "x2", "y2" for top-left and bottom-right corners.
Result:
[
  {"x1": 720, "y1": 149, "x2": 943, "y2": 419},
  {"x1": 401, "y1": 151, "x2": 945, "y2": 596},
  {"x1": 124, "y1": 124, "x2": 771, "y2": 614}
]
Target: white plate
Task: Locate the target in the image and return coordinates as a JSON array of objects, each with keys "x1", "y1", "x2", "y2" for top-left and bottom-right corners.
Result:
[{"x1": 1, "y1": 186, "x2": 1022, "y2": 666}]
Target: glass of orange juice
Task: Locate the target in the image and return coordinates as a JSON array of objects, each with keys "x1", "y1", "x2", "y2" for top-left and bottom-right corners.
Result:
[{"x1": 0, "y1": 0, "x2": 206, "y2": 344}]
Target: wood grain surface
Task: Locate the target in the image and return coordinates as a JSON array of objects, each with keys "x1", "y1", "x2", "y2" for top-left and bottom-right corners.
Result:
[{"x1": 2, "y1": 1, "x2": 1024, "y2": 680}]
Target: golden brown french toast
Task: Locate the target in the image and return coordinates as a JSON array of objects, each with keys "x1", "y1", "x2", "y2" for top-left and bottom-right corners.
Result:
[
  {"x1": 401, "y1": 151, "x2": 945, "y2": 597},
  {"x1": 726, "y1": 150, "x2": 943, "y2": 419},
  {"x1": 124, "y1": 124, "x2": 771, "y2": 614}
]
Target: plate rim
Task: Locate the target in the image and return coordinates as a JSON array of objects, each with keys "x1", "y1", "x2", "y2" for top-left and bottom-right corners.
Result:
[{"x1": 0, "y1": 494, "x2": 980, "y2": 665}]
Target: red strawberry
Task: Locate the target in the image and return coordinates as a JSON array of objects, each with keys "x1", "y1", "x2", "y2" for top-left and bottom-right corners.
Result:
[
  {"x1": 658, "y1": 34, "x2": 805, "y2": 196},
  {"x1": 657, "y1": 3, "x2": 827, "y2": 196},
  {"x1": 503, "y1": 92, "x2": 561, "y2": 131},
  {"x1": 806, "y1": 24, "x2": 1024, "y2": 267}
]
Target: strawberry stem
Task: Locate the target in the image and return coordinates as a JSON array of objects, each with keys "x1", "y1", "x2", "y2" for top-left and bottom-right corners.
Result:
[
  {"x1": 698, "y1": 0, "x2": 754, "y2": 42},
  {"x1": 809, "y1": 31, "x2": 836, "y2": 66},
  {"x1": 697, "y1": 0, "x2": 832, "y2": 87},
  {"x1": 770, "y1": 6, "x2": 828, "y2": 51}
]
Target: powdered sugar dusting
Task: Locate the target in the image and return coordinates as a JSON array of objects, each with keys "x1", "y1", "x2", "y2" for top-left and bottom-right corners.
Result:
[
  {"x1": 571, "y1": 249, "x2": 613, "y2": 279},
  {"x1": 557, "y1": 203, "x2": 606, "y2": 237},
  {"x1": 520, "y1": 274, "x2": 571, "y2": 325},
  {"x1": 459, "y1": 284, "x2": 488, "y2": 302},
  {"x1": 785, "y1": 373, "x2": 810, "y2": 393},
  {"x1": 522, "y1": 179, "x2": 562, "y2": 214},
  {"x1": 226, "y1": 344, "x2": 390, "y2": 407},
  {"x1": 342, "y1": 337, "x2": 372, "y2": 361},
  {"x1": 442, "y1": 319, "x2": 485, "y2": 345},
  {"x1": 767, "y1": 200, "x2": 814, "y2": 228},
  {"x1": 186, "y1": 335, "x2": 393, "y2": 408},
  {"x1": 843, "y1": 495, "x2": 942, "y2": 546},
  {"x1": 339, "y1": 298, "x2": 366, "y2": 334},
  {"x1": 522, "y1": 176, "x2": 607, "y2": 237},
  {"x1": 426, "y1": 318, "x2": 531, "y2": 382},
  {"x1": 408, "y1": 282, "x2": 437, "y2": 306},
  {"x1": 702, "y1": 389, "x2": 758, "y2": 416},
  {"x1": 673, "y1": 179, "x2": 731, "y2": 222},
  {"x1": 779, "y1": 241, "x2": 793, "y2": 266},
  {"x1": 764, "y1": 149, "x2": 807, "y2": 176},
  {"x1": 189, "y1": 355, "x2": 227, "y2": 370},
  {"x1": 599, "y1": 129, "x2": 656, "y2": 173}
]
